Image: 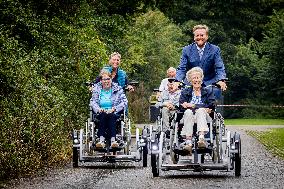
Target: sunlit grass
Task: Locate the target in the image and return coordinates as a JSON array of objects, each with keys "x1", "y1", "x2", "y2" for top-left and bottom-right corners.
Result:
[
  {"x1": 247, "y1": 128, "x2": 284, "y2": 160},
  {"x1": 225, "y1": 119, "x2": 284, "y2": 125}
]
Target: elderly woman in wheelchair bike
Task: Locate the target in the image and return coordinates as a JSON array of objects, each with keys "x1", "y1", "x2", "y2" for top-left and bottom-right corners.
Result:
[
  {"x1": 179, "y1": 66, "x2": 215, "y2": 154},
  {"x1": 90, "y1": 69, "x2": 128, "y2": 149}
]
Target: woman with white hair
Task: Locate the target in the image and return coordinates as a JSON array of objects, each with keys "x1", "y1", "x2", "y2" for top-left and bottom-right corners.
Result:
[{"x1": 179, "y1": 67, "x2": 215, "y2": 154}]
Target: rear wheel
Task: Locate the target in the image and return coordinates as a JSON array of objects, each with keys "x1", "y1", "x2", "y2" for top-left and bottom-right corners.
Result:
[
  {"x1": 72, "y1": 147, "x2": 79, "y2": 168},
  {"x1": 234, "y1": 133, "x2": 241, "y2": 176}
]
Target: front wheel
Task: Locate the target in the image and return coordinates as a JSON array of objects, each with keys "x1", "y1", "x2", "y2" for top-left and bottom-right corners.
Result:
[
  {"x1": 142, "y1": 144, "x2": 148, "y2": 167},
  {"x1": 72, "y1": 147, "x2": 79, "y2": 168},
  {"x1": 151, "y1": 154, "x2": 159, "y2": 177}
]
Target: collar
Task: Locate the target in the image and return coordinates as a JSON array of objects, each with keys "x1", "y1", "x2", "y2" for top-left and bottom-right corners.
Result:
[{"x1": 196, "y1": 43, "x2": 207, "y2": 51}]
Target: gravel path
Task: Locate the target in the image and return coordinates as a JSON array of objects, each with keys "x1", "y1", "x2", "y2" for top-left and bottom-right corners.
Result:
[{"x1": 4, "y1": 125, "x2": 284, "y2": 189}]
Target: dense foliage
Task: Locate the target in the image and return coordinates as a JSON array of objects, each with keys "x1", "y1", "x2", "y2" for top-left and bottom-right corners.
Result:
[{"x1": 0, "y1": 0, "x2": 283, "y2": 180}]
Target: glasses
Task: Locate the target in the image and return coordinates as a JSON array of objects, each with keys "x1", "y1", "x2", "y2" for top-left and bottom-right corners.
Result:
[{"x1": 101, "y1": 78, "x2": 111, "y2": 81}]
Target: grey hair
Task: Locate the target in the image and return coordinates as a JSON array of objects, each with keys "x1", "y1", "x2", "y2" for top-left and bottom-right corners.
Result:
[
  {"x1": 99, "y1": 69, "x2": 111, "y2": 78},
  {"x1": 186, "y1": 67, "x2": 204, "y2": 82},
  {"x1": 193, "y1": 24, "x2": 209, "y2": 35},
  {"x1": 167, "y1": 67, "x2": 176, "y2": 73}
]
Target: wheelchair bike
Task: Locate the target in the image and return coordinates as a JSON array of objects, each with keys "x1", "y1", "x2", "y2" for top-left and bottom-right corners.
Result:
[
  {"x1": 72, "y1": 82, "x2": 148, "y2": 167},
  {"x1": 150, "y1": 85, "x2": 241, "y2": 177}
]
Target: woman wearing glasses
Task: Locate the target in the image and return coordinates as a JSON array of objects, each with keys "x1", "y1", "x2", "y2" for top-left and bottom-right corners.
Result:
[
  {"x1": 179, "y1": 67, "x2": 215, "y2": 154},
  {"x1": 90, "y1": 69, "x2": 128, "y2": 148}
]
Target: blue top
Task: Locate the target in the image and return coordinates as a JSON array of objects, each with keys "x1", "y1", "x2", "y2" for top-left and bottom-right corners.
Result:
[
  {"x1": 190, "y1": 91, "x2": 203, "y2": 105},
  {"x1": 99, "y1": 89, "x2": 112, "y2": 110},
  {"x1": 90, "y1": 82, "x2": 128, "y2": 114}
]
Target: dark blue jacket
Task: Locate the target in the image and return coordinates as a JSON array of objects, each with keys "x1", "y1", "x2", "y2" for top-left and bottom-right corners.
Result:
[{"x1": 176, "y1": 42, "x2": 226, "y2": 86}]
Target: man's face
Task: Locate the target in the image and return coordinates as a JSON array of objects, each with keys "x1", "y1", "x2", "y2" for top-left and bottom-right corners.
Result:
[
  {"x1": 193, "y1": 28, "x2": 208, "y2": 48},
  {"x1": 167, "y1": 70, "x2": 176, "y2": 78},
  {"x1": 110, "y1": 55, "x2": 121, "y2": 69},
  {"x1": 101, "y1": 74, "x2": 112, "y2": 89}
]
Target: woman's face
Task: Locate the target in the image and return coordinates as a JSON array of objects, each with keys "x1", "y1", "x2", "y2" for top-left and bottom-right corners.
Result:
[
  {"x1": 190, "y1": 72, "x2": 202, "y2": 88},
  {"x1": 110, "y1": 55, "x2": 121, "y2": 69},
  {"x1": 167, "y1": 69, "x2": 176, "y2": 78},
  {"x1": 101, "y1": 74, "x2": 112, "y2": 89}
]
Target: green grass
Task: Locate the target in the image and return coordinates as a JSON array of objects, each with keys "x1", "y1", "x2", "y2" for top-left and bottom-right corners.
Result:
[
  {"x1": 225, "y1": 119, "x2": 284, "y2": 125},
  {"x1": 247, "y1": 128, "x2": 284, "y2": 160}
]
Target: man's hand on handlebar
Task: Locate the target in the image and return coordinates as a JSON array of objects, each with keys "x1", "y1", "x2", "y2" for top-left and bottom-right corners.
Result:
[{"x1": 216, "y1": 80, "x2": 227, "y2": 91}]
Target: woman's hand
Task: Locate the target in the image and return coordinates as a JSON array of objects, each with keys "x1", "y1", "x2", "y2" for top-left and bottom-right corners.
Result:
[
  {"x1": 166, "y1": 103, "x2": 174, "y2": 110},
  {"x1": 105, "y1": 107, "x2": 115, "y2": 114},
  {"x1": 181, "y1": 102, "x2": 195, "y2": 109},
  {"x1": 205, "y1": 108, "x2": 212, "y2": 113}
]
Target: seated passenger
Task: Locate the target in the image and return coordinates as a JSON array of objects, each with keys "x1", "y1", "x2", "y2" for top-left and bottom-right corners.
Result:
[
  {"x1": 90, "y1": 69, "x2": 128, "y2": 148},
  {"x1": 93, "y1": 52, "x2": 134, "y2": 92},
  {"x1": 156, "y1": 80, "x2": 181, "y2": 132},
  {"x1": 179, "y1": 67, "x2": 215, "y2": 152},
  {"x1": 159, "y1": 67, "x2": 177, "y2": 93}
]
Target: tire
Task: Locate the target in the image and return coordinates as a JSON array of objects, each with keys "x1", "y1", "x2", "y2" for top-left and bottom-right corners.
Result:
[
  {"x1": 234, "y1": 138, "x2": 241, "y2": 176},
  {"x1": 73, "y1": 147, "x2": 79, "y2": 168},
  {"x1": 142, "y1": 145, "x2": 148, "y2": 167},
  {"x1": 151, "y1": 154, "x2": 159, "y2": 177},
  {"x1": 235, "y1": 152, "x2": 241, "y2": 176},
  {"x1": 233, "y1": 132, "x2": 241, "y2": 176}
]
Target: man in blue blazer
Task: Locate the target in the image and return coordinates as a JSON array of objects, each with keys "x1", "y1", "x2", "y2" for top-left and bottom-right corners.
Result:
[{"x1": 176, "y1": 24, "x2": 227, "y2": 92}]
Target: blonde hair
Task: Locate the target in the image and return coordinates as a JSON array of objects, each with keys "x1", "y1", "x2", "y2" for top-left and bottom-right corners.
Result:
[
  {"x1": 109, "y1": 52, "x2": 121, "y2": 60},
  {"x1": 193, "y1": 24, "x2": 209, "y2": 35},
  {"x1": 186, "y1": 67, "x2": 204, "y2": 82}
]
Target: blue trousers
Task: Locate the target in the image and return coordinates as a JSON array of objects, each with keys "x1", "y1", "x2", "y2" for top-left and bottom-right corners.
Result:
[{"x1": 97, "y1": 112, "x2": 119, "y2": 138}]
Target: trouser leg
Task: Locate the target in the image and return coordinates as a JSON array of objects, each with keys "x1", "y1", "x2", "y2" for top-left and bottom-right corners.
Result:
[
  {"x1": 106, "y1": 113, "x2": 117, "y2": 138},
  {"x1": 98, "y1": 112, "x2": 107, "y2": 138},
  {"x1": 161, "y1": 107, "x2": 170, "y2": 131},
  {"x1": 181, "y1": 109, "x2": 194, "y2": 137},
  {"x1": 196, "y1": 108, "x2": 210, "y2": 134}
]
